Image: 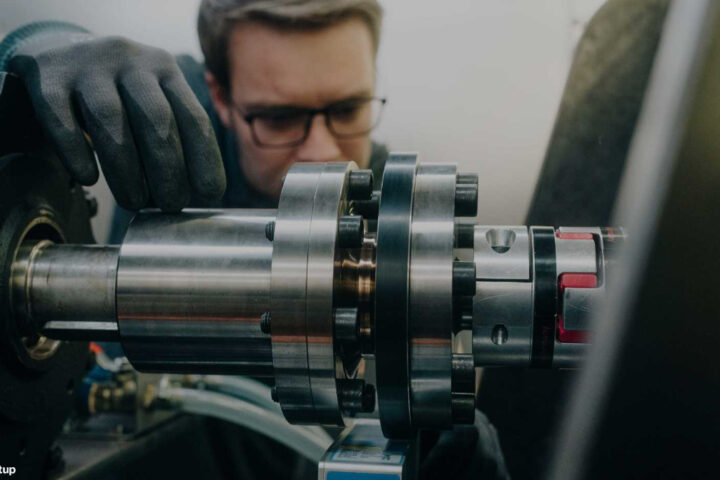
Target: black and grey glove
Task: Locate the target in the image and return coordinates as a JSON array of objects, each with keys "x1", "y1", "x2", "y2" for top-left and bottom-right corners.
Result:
[{"x1": 6, "y1": 25, "x2": 225, "y2": 211}]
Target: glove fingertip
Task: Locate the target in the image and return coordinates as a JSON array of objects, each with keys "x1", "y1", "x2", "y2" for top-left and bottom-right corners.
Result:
[
  {"x1": 112, "y1": 184, "x2": 149, "y2": 212},
  {"x1": 61, "y1": 153, "x2": 99, "y2": 186},
  {"x1": 199, "y1": 169, "x2": 227, "y2": 200},
  {"x1": 188, "y1": 145, "x2": 226, "y2": 200}
]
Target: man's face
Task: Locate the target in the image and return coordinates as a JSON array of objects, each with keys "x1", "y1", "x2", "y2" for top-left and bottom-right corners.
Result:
[{"x1": 208, "y1": 18, "x2": 376, "y2": 199}]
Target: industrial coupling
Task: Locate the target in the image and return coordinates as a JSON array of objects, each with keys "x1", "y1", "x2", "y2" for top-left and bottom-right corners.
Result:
[{"x1": 5, "y1": 154, "x2": 618, "y2": 438}]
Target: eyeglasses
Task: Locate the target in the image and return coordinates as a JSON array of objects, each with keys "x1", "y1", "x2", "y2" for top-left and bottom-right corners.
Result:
[{"x1": 235, "y1": 97, "x2": 387, "y2": 149}]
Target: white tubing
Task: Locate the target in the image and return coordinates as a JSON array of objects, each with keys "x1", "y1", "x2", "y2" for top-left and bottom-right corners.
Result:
[
  {"x1": 201, "y1": 375, "x2": 333, "y2": 442},
  {"x1": 159, "y1": 387, "x2": 333, "y2": 462},
  {"x1": 202, "y1": 375, "x2": 280, "y2": 412}
]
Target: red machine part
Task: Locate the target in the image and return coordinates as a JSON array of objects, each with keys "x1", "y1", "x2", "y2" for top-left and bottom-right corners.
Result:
[
  {"x1": 557, "y1": 273, "x2": 598, "y2": 343},
  {"x1": 555, "y1": 227, "x2": 601, "y2": 343},
  {"x1": 555, "y1": 232, "x2": 594, "y2": 240}
]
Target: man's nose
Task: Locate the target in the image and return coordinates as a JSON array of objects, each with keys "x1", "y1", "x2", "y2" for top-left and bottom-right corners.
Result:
[{"x1": 295, "y1": 114, "x2": 343, "y2": 163}]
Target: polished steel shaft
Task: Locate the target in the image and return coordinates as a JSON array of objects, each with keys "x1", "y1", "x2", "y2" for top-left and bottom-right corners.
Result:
[
  {"x1": 12, "y1": 242, "x2": 119, "y2": 341},
  {"x1": 12, "y1": 209, "x2": 277, "y2": 376},
  {"x1": 117, "y1": 209, "x2": 275, "y2": 375}
]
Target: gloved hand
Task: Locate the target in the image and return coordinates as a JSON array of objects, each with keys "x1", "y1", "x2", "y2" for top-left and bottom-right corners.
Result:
[
  {"x1": 419, "y1": 410, "x2": 510, "y2": 480},
  {"x1": 8, "y1": 32, "x2": 225, "y2": 211}
]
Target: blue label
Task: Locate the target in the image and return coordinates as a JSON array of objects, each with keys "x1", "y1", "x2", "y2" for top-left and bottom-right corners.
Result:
[{"x1": 327, "y1": 473, "x2": 401, "y2": 480}]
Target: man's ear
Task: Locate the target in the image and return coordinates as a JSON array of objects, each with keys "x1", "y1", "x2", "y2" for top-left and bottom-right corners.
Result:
[{"x1": 205, "y1": 71, "x2": 232, "y2": 129}]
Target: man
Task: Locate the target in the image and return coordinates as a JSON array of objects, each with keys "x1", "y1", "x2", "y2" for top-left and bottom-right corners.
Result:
[
  {"x1": 0, "y1": 1, "x2": 508, "y2": 478},
  {"x1": 0, "y1": 1, "x2": 388, "y2": 216},
  {"x1": 198, "y1": 0, "x2": 387, "y2": 204}
]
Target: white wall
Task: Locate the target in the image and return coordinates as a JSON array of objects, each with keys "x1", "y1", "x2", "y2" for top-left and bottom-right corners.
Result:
[
  {"x1": 1, "y1": 0, "x2": 605, "y2": 238},
  {"x1": 375, "y1": 0, "x2": 604, "y2": 224}
]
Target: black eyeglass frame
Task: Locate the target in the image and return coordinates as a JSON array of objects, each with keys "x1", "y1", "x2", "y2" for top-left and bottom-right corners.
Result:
[{"x1": 235, "y1": 97, "x2": 387, "y2": 149}]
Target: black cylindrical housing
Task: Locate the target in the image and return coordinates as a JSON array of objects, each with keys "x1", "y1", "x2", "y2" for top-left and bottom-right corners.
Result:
[
  {"x1": 347, "y1": 170, "x2": 374, "y2": 200},
  {"x1": 338, "y1": 215, "x2": 364, "y2": 248},
  {"x1": 338, "y1": 378, "x2": 375, "y2": 414},
  {"x1": 454, "y1": 222, "x2": 475, "y2": 248},
  {"x1": 334, "y1": 307, "x2": 359, "y2": 343},
  {"x1": 353, "y1": 191, "x2": 380, "y2": 219},
  {"x1": 452, "y1": 261, "x2": 477, "y2": 296},
  {"x1": 455, "y1": 183, "x2": 479, "y2": 217}
]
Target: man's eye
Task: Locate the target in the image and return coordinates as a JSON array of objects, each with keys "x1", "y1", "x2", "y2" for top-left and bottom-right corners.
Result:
[
  {"x1": 257, "y1": 113, "x2": 305, "y2": 131},
  {"x1": 330, "y1": 105, "x2": 362, "y2": 123}
]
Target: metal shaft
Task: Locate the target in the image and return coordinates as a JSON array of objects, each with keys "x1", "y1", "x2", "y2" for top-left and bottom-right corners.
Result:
[
  {"x1": 117, "y1": 210, "x2": 275, "y2": 376},
  {"x1": 12, "y1": 209, "x2": 278, "y2": 377},
  {"x1": 12, "y1": 242, "x2": 119, "y2": 341}
]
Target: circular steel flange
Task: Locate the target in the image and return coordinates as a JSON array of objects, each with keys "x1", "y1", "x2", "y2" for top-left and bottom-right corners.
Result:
[
  {"x1": 374, "y1": 153, "x2": 419, "y2": 438},
  {"x1": 306, "y1": 162, "x2": 356, "y2": 424},
  {"x1": 408, "y1": 163, "x2": 457, "y2": 429},
  {"x1": 271, "y1": 161, "x2": 356, "y2": 425}
]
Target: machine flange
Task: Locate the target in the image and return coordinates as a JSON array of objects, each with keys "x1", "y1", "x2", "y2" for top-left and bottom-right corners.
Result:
[{"x1": 374, "y1": 153, "x2": 418, "y2": 438}]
